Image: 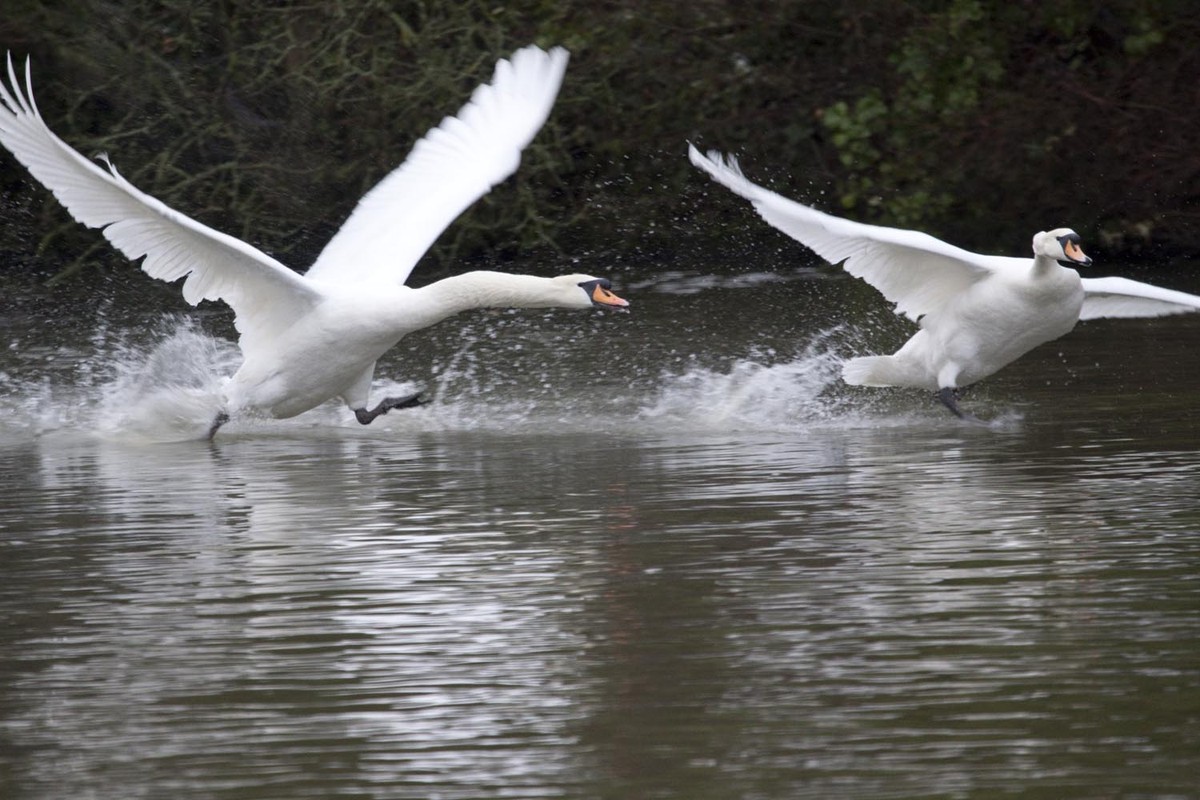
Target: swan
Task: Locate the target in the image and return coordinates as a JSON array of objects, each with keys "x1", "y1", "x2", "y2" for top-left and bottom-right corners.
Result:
[
  {"x1": 689, "y1": 144, "x2": 1200, "y2": 420},
  {"x1": 0, "y1": 46, "x2": 628, "y2": 438}
]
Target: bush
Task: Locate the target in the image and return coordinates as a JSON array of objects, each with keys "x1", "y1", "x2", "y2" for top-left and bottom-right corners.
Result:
[{"x1": 2, "y1": 0, "x2": 1198, "y2": 284}]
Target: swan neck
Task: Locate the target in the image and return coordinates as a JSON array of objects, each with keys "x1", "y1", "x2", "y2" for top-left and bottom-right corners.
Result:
[
  {"x1": 1032, "y1": 254, "x2": 1063, "y2": 276},
  {"x1": 417, "y1": 271, "x2": 568, "y2": 318}
]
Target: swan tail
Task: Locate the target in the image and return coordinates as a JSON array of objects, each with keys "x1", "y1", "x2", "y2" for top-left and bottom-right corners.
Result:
[{"x1": 842, "y1": 355, "x2": 911, "y2": 387}]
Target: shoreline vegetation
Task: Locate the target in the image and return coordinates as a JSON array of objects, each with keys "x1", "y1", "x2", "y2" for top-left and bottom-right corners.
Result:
[{"x1": 2, "y1": 1, "x2": 1198, "y2": 283}]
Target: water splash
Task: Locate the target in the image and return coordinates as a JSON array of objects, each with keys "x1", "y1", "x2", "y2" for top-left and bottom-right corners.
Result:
[
  {"x1": 0, "y1": 317, "x2": 240, "y2": 442},
  {"x1": 94, "y1": 322, "x2": 240, "y2": 442},
  {"x1": 637, "y1": 330, "x2": 855, "y2": 430},
  {"x1": 0, "y1": 314, "x2": 963, "y2": 443}
]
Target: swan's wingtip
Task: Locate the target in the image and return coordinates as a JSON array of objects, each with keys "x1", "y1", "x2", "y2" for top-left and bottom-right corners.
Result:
[
  {"x1": 3, "y1": 50, "x2": 19, "y2": 93},
  {"x1": 686, "y1": 143, "x2": 707, "y2": 171},
  {"x1": 510, "y1": 43, "x2": 570, "y2": 72},
  {"x1": 687, "y1": 143, "x2": 746, "y2": 181},
  {"x1": 93, "y1": 151, "x2": 119, "y2": 175},
  {"x1": 687, "y1": 142, "x2": 715, "y2": 172},
  {"x1": 1, "y1": 54, "x2": 41, "y2": 117},
  {"x1": 544, "y1": 45, "x2": 570, "y2": 76},
  {"x1": 687, "y1": 142, "x2": 716, "y2": 166}
]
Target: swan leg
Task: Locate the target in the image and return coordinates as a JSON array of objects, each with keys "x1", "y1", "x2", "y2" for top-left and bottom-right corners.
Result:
[
  {"x1": 937, "y1": 387, "x2": 965, "y2": 416},
  {"x1": 936, "y1": 387, "x2": 987, "y2": 425},
  {"x1": 206, "y1": 411, "x2": 230, "y2": 440},
  {"x1": 354, "y1": 392, "x2": 426, "y2": 425}
]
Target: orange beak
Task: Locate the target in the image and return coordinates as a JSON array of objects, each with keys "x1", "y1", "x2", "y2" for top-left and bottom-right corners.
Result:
[
  {"x1": 1063, "y1": 239, "x2": 1091, "y2": 266},
  {"x1": 592, "y1": 283, "x2": 630, "y2": 309}
]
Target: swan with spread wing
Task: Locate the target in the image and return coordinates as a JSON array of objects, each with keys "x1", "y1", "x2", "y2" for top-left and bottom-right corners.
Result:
[
  {"x1": 0, "y1": 46, "x2": 628, "y2": 438},
  {"x1": 689, "y1": 144, "x2": 1200, "y2": 420}
]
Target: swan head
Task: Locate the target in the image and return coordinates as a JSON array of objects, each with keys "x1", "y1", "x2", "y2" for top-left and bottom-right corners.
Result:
[
  {"x1": 560, "y1": 274, "x2": 630, "y2": 310},
  {"x1": 1033, "y1": 228, "x2": 1092, "y2": 267}
]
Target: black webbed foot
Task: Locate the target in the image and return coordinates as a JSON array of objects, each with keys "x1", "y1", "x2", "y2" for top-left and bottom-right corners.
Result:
[
  {"x1": 354, "y1": 392, "x2": 427, "y2": 425},
  {"x1": 936, "y1": 387, "x2": 987, "y2": 425},
  {"x1": 206, "y1": 412, "x2": 230, "y2": 440}
]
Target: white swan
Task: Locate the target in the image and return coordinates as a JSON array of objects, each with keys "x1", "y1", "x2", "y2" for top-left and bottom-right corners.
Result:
[
  {"x1": 0, "y1": 46, "x2": 628, "y2": 438},
  {"x1": 689, "y1": 144, "x2": 1200, "y2": 419}
]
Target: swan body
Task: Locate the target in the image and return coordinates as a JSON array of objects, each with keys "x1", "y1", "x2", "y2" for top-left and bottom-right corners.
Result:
[
  {"x1": 689, "y1": 144, "x2": 1200, "y2": 417},
  {"x1": 0, "y1": 47, "x2": 627, "y2": 435},
  {"x1": 223, "y1": 271, "x2": 617, "y2": 420},
  {"x1": 841, "y1": 237, "x2": 1086, "y2": 391}
]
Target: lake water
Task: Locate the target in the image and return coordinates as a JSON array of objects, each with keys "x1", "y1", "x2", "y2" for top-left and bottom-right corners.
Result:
[{"x1": 1, "y1": 257, "x2": 1199, "y2": 799}]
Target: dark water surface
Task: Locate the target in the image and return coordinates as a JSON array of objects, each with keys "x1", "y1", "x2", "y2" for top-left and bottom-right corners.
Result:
[{"x1": 2, "y1": 262, "x2": 1199, "y2": 799}]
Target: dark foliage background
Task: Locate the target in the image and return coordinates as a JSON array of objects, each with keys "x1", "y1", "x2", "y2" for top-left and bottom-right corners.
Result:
[{"x1": 2, "y1": 0, "x2": 1198, "y2": 282}]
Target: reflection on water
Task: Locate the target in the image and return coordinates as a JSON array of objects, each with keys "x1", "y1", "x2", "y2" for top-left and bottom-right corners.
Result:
[
  {"x1": 2, "y1": 424, "x2": 1199, "y2": 799},
  {"x1": 3, "y1": 265, "x2": 1200, "y2": 798}
]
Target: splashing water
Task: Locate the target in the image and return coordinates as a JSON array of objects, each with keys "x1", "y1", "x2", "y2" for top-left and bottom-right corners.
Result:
[
  {"x1": 0, "y1": 313, "x2": 939, "y2": 443},
  {"x1": 0, "y1": 317, "x2": 240, "y2": 442},
  {"x1": 637, "y1": 330, "x2": 855, "y2": 430},
  {"x1": 93, "y1": 322, "x2": 241, "y2": 442}
]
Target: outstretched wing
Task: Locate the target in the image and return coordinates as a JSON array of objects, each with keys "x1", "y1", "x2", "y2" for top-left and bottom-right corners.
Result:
[
  {"x1": 1080, "y1": 276, "x2": 1200, "y2": 320},
  {"x1": 688, "y1": 144, "x2": 996, "y2": 321},
  {"x1": 306, "y1": 45, "x2": 569, "y2": 287},
  {"x1": 0, "y1": 54, "x2": 323, "y2": 360}
]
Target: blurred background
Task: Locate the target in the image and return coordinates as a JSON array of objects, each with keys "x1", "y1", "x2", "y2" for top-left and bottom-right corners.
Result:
[{"x1": 2, "y1": 0, "x2": 1198, "y2": 286}]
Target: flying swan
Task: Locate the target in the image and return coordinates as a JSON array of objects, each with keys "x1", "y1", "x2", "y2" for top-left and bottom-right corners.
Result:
[
  {"x1": 0, "y1": 46, "x2": 628, "y2": 438},
  {"x1": 689, "y1": 144, "x2": 1200, "y2": 420}
]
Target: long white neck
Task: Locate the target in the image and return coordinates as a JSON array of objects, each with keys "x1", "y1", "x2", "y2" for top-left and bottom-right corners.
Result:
[
  {"x1": 407, "y1": 271, "x2": 576, "y2": 326},
  {"x1": 1032, "y1": 253, "x2": 1065, "y2": 278}
]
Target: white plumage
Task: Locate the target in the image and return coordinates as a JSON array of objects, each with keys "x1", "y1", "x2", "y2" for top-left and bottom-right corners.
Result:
[
  {"x1": 689, "y1": 144, "x2": 1200, "y2": 418},
  {"x1": 0, "y1": 47, "x2": 628, "y2": 437}
]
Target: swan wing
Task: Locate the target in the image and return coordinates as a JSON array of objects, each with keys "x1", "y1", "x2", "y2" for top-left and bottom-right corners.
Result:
[
  {"x1": 688, "y1": 145, "x2": 994, "y2": 321},
  {"x1": 1080, "y1": 276, "x2": 1200, "y2": 320},
  {"x1": 306, "y1": 45, "x2": 569, "y2": 286},
  {"x1": 0, "y1": 55, "x2": 322, "y2": 360}
]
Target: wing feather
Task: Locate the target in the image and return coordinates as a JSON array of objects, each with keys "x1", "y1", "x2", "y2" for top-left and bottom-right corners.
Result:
[
  {"x1": 305, "y1": 45, "x2": 569, "y2": 286},
  {"x1": 1080, "y1": 276, "x2": 1200, "y2": 320},
  {"x1": 0, "y1": 53, "x2": 323, "y2": 361},
  {"x1": 688, "y1": 144, "x2": 996, "y2": 321}
]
